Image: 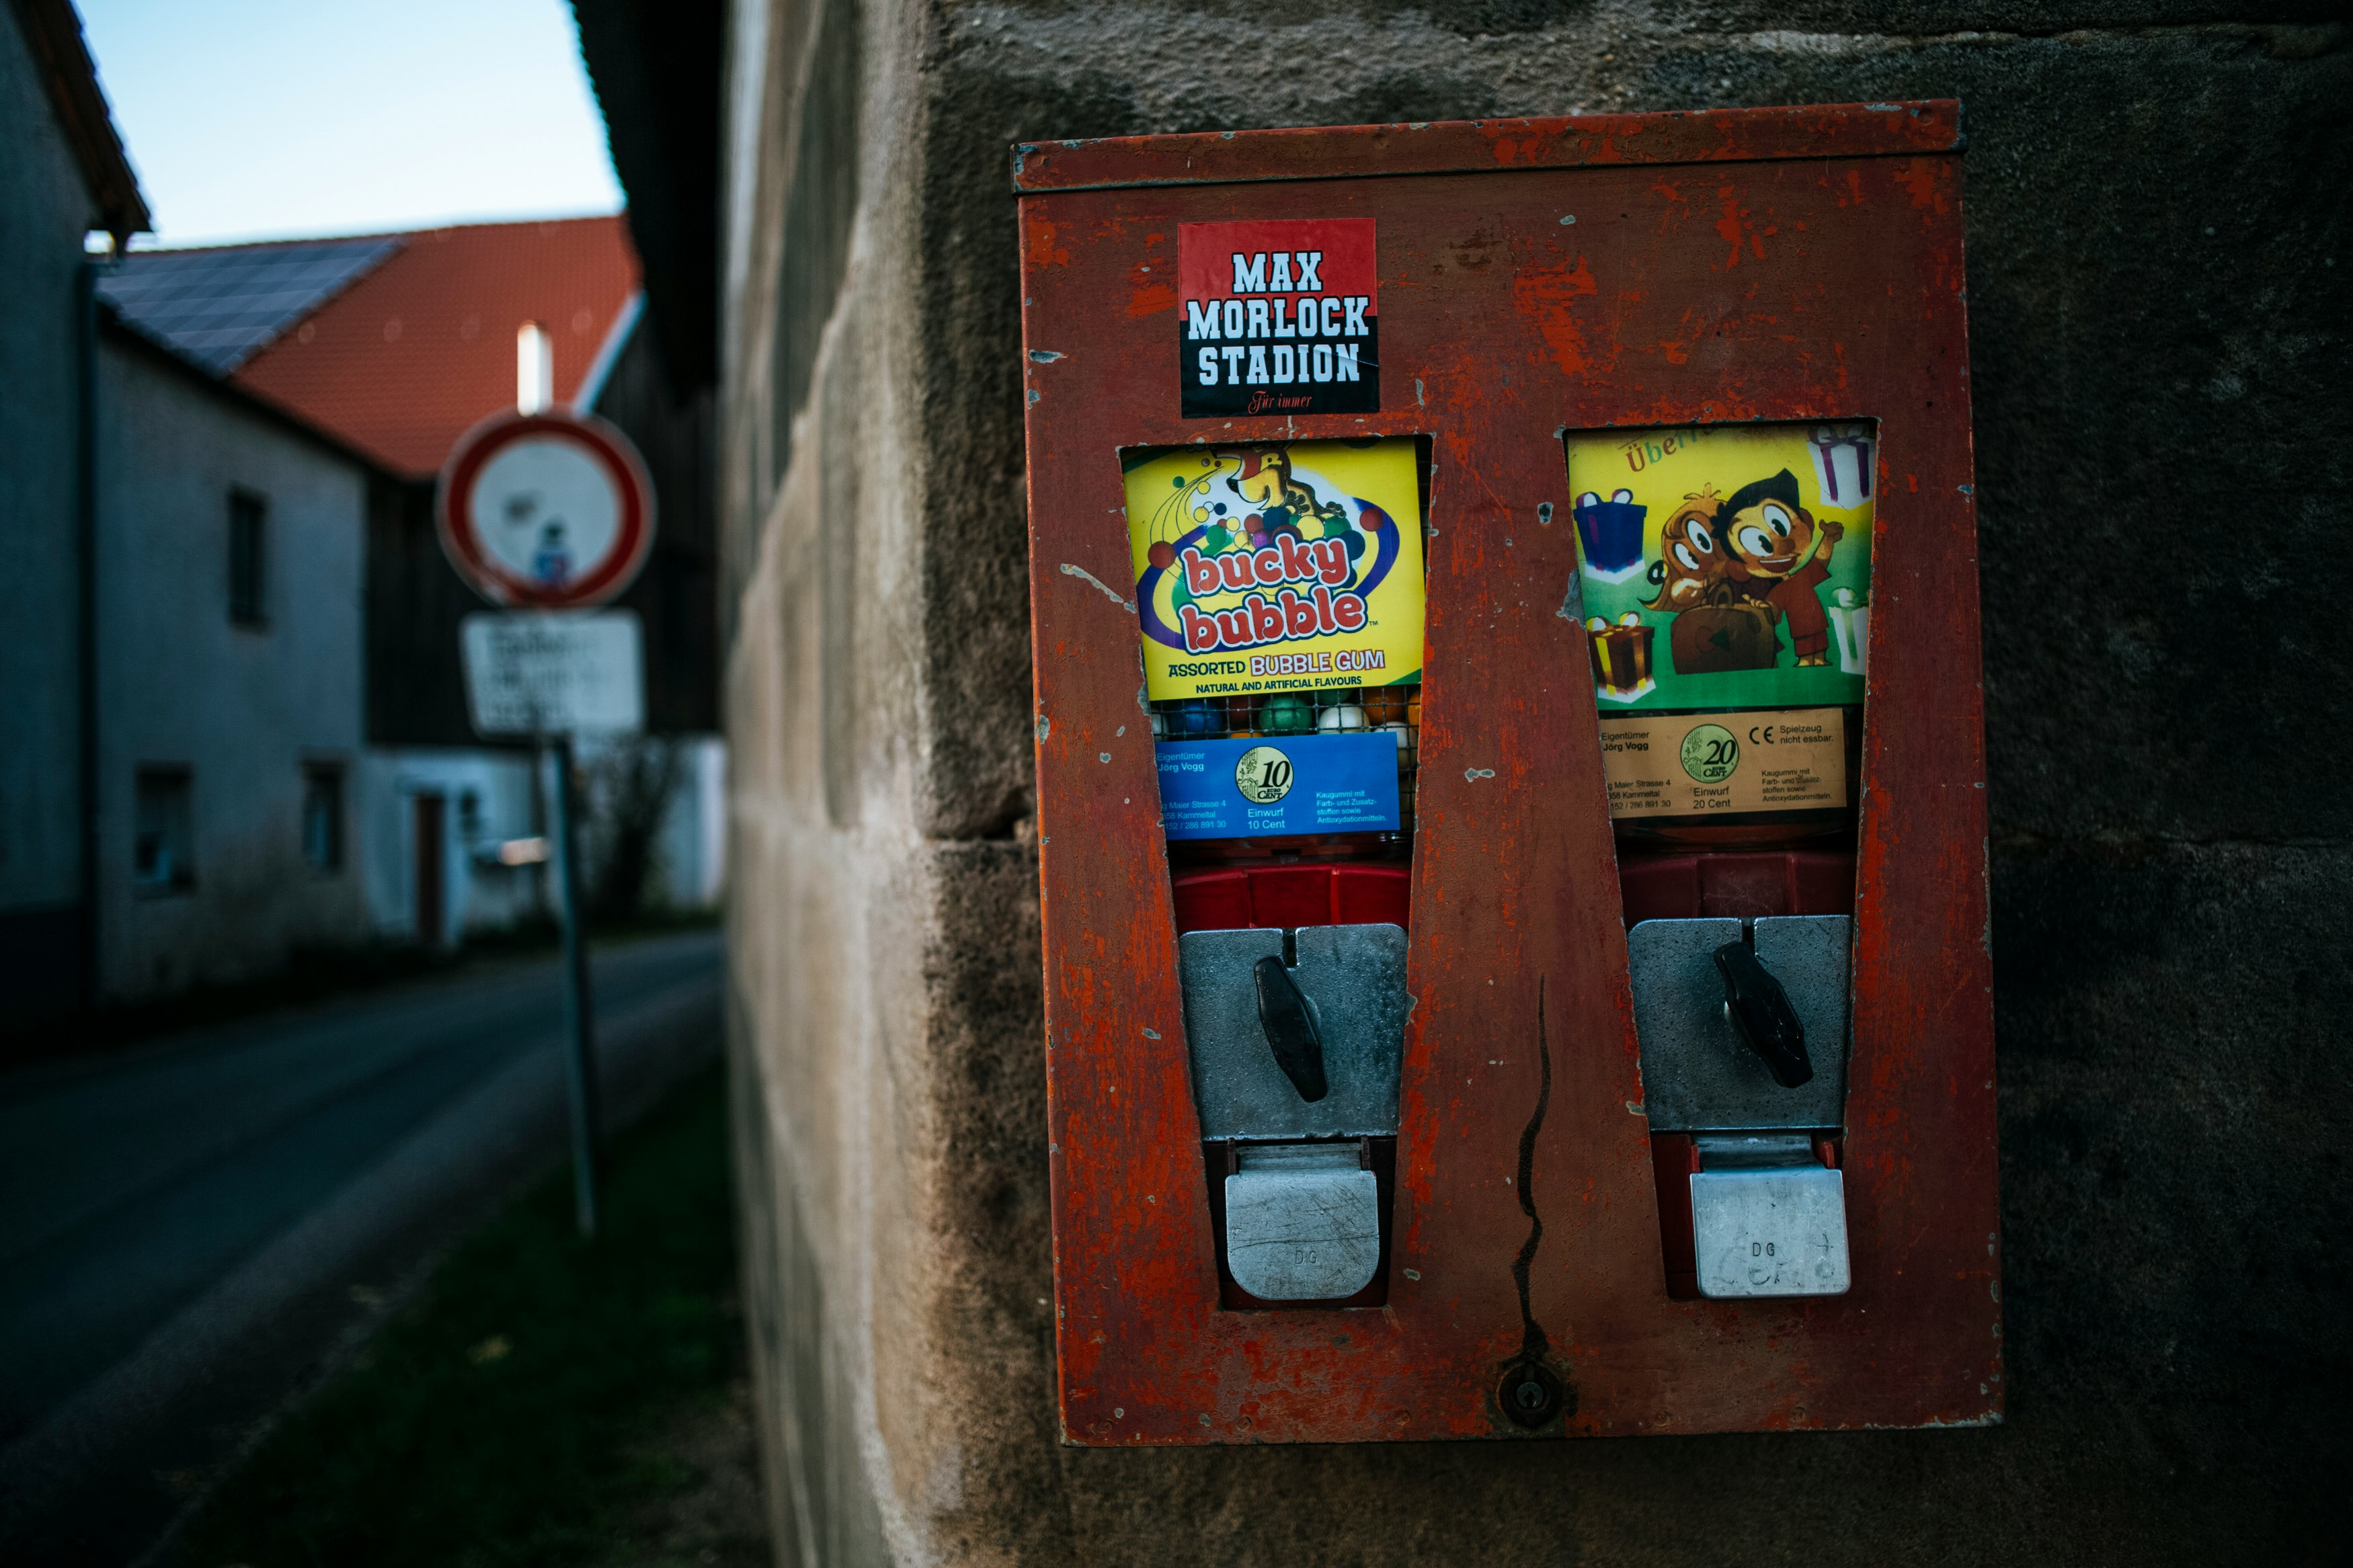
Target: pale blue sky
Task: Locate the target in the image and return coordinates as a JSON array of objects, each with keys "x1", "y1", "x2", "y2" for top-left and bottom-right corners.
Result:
[{"x1": 81, "y1": 0, "x2": 623, "y2": 247}]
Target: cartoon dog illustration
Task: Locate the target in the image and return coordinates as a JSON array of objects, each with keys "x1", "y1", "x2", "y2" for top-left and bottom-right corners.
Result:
[
  {"x1": 1219, "y1": 446, "x2": 1348, "y2": 542},
  {"x1": 1714, "y1": 469, "x2": 1843, "y2": 666},
  {"x1": 1641, "y1": 485, "x2": 1730, "y2": 612}
]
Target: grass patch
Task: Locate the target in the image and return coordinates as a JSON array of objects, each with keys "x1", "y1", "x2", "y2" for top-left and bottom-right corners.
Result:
[{"x1": 167, "y1": 1063, "x2": 760, "y2": 1568}]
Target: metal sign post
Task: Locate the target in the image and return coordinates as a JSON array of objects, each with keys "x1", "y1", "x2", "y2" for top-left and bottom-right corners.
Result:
[
  {"x1": 547, "y1": 730, "x2": 601, "y2": 1238},
  {"x1": 439, "y1": 394, "x2": 657, "y2": 1242},
  {"x1": 458, "y1": 612, "x2": 646, "y2": 1239}
]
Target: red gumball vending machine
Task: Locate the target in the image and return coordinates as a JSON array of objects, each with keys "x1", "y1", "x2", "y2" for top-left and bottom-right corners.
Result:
[{"x1": 1019, "y1": 101, "x2": 1998, "y2": 1444}]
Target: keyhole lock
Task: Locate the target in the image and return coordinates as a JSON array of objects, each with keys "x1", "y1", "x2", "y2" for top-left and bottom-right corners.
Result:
[{"x1": 1497, "y1": 1361, "x2": 1566, "y2": 1429}]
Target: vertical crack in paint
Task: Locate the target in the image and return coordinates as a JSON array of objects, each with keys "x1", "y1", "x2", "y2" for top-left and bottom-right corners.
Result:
[
  {"x1": 1511, "y1": 976, "x2": 1553, "y2": 1362},
  {"x1": 1494, "y1": 976, "x2": 1572, "y2": 1429}
]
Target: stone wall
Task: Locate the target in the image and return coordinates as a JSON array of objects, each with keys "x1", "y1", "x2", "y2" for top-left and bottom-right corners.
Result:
[{"x1": 721, "y1": 3, "x2": 2350, "y2": 1561}]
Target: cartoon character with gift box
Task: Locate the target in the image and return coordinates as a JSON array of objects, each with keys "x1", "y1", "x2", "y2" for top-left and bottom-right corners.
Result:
[
  {"x1": 1714, "y1": 468, "x2": 1844, "y2": 667},
  {"x1": 1565, "y1": 423, "x2": 1872, "y2": 707},
  {"x1": 1640, "y1": 485, "x2": 1731, "y2": 614},
  {"x1": 1638, "y1": 483, "x2": 1785, "y2": 677}
]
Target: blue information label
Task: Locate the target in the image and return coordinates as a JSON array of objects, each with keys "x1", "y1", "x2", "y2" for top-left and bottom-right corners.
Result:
[{"x1": 1155, "y1": 733, "x2": 1402, "y2": 841}]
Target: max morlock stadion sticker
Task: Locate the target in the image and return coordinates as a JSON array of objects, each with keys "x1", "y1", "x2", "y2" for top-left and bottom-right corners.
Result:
[{"x1": 1179, "y1": 219, "x2": 1378, "y2": 418}]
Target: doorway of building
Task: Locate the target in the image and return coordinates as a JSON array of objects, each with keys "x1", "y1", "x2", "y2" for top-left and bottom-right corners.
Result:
[{"x1": 413, "y1": 792, "x2": 446, "y2": 946}]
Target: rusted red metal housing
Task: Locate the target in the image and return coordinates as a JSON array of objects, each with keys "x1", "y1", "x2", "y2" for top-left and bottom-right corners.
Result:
[{"x1": 1019, "y1": 101, "x2": 1998, "y2": 1444}]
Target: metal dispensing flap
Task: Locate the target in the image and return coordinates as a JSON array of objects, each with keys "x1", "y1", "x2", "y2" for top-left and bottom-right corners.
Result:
[
  {"x1": 1629, "y1": 915, "x2": 1851, "y2": 1131},
  {"x1": 1178, "y1": 923, "x2": 1408, "y2": 1141},
  {"x1": 1224, "y1": 1143, "x2": 1383, "y2": 1301},
  {"x1": 1689, "y1": 1134, "x2": 1853, "y2": 1298}
]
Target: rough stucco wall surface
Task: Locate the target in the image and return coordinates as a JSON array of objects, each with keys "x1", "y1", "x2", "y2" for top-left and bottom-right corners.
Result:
[
  {"x1": 723, "y1": 2, "x2": 2350, "y2": 1563},
  {"x1": 0, "y1": 0, "x2": 95, "y2": 987},
  {"x1": 95, "y1": 338, "x2": 371, "y2": 1001}
]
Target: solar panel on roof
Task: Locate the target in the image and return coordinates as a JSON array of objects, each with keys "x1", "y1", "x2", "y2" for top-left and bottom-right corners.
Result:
[{"x1": 98, "y1": 237, "x2": 403, "y2": 375}]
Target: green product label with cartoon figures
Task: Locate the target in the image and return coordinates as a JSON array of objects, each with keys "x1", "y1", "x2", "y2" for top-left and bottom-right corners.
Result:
[{"x1": 1564, "y1": 423, "x2": 1874, "y2": 712}]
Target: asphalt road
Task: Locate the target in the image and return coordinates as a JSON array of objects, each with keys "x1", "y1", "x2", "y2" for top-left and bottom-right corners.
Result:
[{"x1": 0, "y1": 929, "x2": 724, "y2": 1562}]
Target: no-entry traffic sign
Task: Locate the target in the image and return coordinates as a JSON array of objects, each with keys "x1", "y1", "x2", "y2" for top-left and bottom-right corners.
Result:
[{"x1": 436, "y1": 409, "x2": 655, "y2": 608}]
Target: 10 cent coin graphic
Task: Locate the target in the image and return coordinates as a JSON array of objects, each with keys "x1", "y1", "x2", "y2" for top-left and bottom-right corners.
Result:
[{"x1": 1234, "y1": 745, "x2": 1296, "y2": 805}]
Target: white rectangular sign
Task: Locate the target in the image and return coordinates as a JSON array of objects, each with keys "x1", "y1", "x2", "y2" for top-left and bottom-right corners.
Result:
[{"x1": 461, "y1": 610, "x2": 645, "y2": 737}]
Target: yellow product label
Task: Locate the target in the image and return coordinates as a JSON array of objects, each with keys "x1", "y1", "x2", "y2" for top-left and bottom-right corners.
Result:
[
  {"x1": 1123, "y1": 438, "x2": 1425, "y2": 702},
  {"x1": 1597, "y1": 708, "x2": 1847, "y2": 820}
]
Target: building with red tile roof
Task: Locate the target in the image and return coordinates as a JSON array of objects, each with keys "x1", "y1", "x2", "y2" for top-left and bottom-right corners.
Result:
[
  {"x1": 229, "y1": 216, "x2": 640, "y2": 479},
  {"x1": 98, "y1": 208, "x2": 709, "y2": 751}
]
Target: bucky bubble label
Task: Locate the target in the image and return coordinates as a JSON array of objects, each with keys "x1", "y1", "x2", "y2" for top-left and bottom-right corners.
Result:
[{"x1": 1125, "y1": 438, "x2": 1425, "y2": 704}]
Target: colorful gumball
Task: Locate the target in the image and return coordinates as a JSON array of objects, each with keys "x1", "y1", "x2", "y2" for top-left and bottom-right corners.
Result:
[
  {"x1": 1173, "y1": 700, "x2": 1222, "y2": 736},
  {"x1": 1258, "y1": 694, "x2": 1315, "y2": 735},
  {"x1": 1147, "y1": 540, "x2": 1176, "y2": 571},
  {"x1": 1318, "y1": 702, "x2": 1368, "y2": 733}
]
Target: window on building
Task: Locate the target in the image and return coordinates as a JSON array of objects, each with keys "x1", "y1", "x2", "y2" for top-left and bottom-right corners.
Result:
[
  {"x1": 134, "y1": 767, "x2": 195, "y2": 895},
  {"x1": 303, "y1": 763, "x2": 346, "y2": 872},
  {"x1": 229, "y1": 489, "x2": 268, "y2": 626}
]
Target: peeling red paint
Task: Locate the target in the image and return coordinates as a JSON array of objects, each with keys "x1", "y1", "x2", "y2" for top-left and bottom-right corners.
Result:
[
  {"x1": 1026, "y1": 218, "x2": 1072, "y2": 270},
  {"x1": 1895, "y1": 157, "x2": 1947, "y2": 212},
  {"x1": 1126, "y1": 278, "x2": 1176, "y2": 317},
  {"x1": 1714, "y1": 185, "x2": 1770, "y2": 266},
  {"x1": 1511, "y1": 256, "x2": 1599, "y2": 375}
]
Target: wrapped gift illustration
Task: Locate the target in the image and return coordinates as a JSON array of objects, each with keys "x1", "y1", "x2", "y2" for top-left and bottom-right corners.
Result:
[
  {"x1": 1574, "y1": 488, "x2": 1648, "y2": 583},
  {"x1": 1829, "y1": 587, "x2": 1869, "y2": 676},
  {"x1": 1807, "y1": 424, "x2": 1874, "y2": 509},
  {"x1": 1585, "y1": 612, "x2": 1656, "y2": 701}
]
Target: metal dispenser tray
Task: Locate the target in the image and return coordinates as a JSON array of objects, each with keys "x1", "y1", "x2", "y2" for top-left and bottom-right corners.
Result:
[
  {"x1": 1179, "y1": 923, "x2": 1406, "y2": 1301},
  {"x1": 1224, "y1": 1143, "x2": 1382, "y2": 1301},
  {"x1": 1628, "y1": 915, "x2": 1854, "y2": 1300},
  {"x1": 1689, "y1": 1133, "x2": 1852, "y2": 1298}
]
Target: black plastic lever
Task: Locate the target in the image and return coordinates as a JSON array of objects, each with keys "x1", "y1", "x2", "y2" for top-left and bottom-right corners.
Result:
[
  {"x1": 1252, "y1": 956, "x2": 1329, "y2": 1102},
  {"x1": 1711, "y1": 942, "x2": 1814, "y2": 1089}
]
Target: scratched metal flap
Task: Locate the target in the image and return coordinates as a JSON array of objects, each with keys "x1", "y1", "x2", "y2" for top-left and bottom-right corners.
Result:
[{"x1": 1178, "y1": 923, "x2": 1407, "y2": 1140}]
